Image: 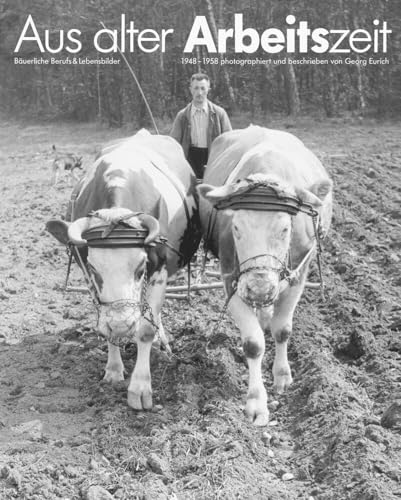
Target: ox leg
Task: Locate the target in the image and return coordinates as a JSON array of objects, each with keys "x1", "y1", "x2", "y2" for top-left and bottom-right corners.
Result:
[
  {"x1": 104, "y1": 343, "x2": 125, "y2": 382},
  {"x1": 127, "y1": 266, "x2": 167, "y2": 411},
  {"x1": 228, "y1": 294, "x2": 269, "y2": 426},
  {"x1": 271, "y1": 271, "x2": 308, "y2": 393}
]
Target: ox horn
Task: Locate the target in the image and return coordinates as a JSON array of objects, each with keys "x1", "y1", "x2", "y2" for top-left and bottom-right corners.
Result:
[
  {"x1": 137, "y1": 214, "x2": 160, "y2": 244},
  {"x1": 67, "y1": 217, "x2": 91, "y2": 246}
]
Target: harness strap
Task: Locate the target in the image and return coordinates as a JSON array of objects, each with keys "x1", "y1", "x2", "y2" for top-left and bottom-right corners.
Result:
[
  {"x1": 204, "y1": 182, "x2": 317, "y2": 252},
  {"x1": 161, "y1": 239, "x2": 185, "y2": 259},
  {"x1": 68, "y1": 244, "x2": 102, "y2": 307},
  {"x1": 214, "y1": 193, "x2": 302, "y2": 215},
  {"x1": 83, "y1": 211, "x2": 184, "y2": 258}
]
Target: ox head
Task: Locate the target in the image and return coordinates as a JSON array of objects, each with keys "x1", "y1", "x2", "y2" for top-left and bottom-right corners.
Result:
[
  {"x1": 198, "y1": 175, "x2": 331, "y2": 307},
  {"x1": 47, "y1": 208, "x2": 160, "y2": 342}
]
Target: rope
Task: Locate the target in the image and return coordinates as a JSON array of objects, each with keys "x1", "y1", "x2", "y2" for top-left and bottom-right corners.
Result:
[
  {"x1": 312, "y1": 213, "x2": 325, "y2": 300},
  {"x1": 99, "y1": 21, "x2": 159, "y2": 134}
]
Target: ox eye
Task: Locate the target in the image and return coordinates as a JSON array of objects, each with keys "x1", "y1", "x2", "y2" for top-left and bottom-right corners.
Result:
[
  {"x1": 136, "y1": 267, "x2": 145, "y2": 280},
  {"x1": 134, "y1": 256, "x2": 147, "y2": 280}
]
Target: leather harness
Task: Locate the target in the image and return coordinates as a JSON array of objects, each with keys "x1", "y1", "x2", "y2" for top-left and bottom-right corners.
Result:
[{"x1": 203, "y1": 179, "x2": 324, "y2": 309}]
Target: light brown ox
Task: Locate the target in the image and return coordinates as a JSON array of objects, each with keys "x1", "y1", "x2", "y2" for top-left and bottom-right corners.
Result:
[
  {"x1": 198, "y1": 126, "x2": 333, "y2": 426},
  {"x1": 47, "y1": 130, "x2": 201, "y2": 411}
]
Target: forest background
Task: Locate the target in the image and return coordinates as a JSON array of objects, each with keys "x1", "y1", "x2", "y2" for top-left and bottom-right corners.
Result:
[{"x1": 0, "y1": 0, "x2": 400, "y2": 126}]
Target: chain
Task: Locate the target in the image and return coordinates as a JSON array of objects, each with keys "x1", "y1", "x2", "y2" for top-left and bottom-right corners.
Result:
[
  {"x1": 65, "y1": 244, "x2": 74, "y2": 289},
  {"x1": 108, "y1": 267, "x2": 159, "y2": 347},
  {"x1": 312, "y1": 213, "x2": 325, "y2": 300},
  {"x1": 65, "y1": 247, "x2": 160, "y2": 347},
  {"x1": 140, "y1": 267, "x2": 159, "y2": 333},
  {"x1": 209, "y1": 280, "x2": 237, "y2": 339}
]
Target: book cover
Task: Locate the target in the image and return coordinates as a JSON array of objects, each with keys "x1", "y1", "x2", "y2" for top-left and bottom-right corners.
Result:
[{"x1": 0, "y1": 2, "x2": 400, "y2": 499}]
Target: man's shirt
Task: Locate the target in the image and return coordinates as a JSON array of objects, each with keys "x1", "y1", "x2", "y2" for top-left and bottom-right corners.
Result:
[
  {"x1": 190, "y1": 102, "x2": 208, "y2": 148},
  {"x1": 170, "y1": 100, "x2": 232, "y2": 158}
]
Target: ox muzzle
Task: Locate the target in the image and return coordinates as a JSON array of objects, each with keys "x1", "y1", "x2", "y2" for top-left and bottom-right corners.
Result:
[
  {"x1": 97, "y1": 299, "x2": 143, "y2": 343},
  {"x1": 236, "y1": 254, "x2": 285, "y2": 308}
]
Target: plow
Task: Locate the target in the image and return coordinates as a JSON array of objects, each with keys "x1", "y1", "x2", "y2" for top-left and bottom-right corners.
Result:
[{"x1": 63, "y1": 246, "x2": 321, "y2": 303}]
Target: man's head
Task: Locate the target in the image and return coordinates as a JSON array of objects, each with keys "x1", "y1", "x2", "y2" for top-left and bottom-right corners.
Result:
[{"x1": 190, "y1": 73, "x2": 210, "y2": 107}]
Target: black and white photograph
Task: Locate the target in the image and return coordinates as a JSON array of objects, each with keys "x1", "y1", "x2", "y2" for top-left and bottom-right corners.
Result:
[{"x1": 0, "y1": 1, "x2": 400, "y2": 498}]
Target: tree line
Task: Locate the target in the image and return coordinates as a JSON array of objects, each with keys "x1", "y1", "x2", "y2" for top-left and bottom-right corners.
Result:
[{"x1": 0, "y1": 0, "x2": 400, "y2": 126}]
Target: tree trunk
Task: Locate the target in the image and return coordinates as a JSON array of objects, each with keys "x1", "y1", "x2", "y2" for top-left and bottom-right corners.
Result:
[
  {"x1": 96, "y1": 63, "x2": 102, "y2": 119},
  {"x1": 196, "y1": 45, "x2": 202, "y2": 73},
  {"x1": 204, "y1": 0, "x2": 235, "y2": 107},
  {"x1": 282, "y1": 59, "x2": 300, "y2": 116},
  {"x1": 355, "y1": 56, "x2": 366, "y2": 113},
  {"x1": 41, "y1": 65, "x2": 53, "y2": 108},
  {"x1": 339, "y1": 0, "x2": 366, "y2": 114},
  {"x1": 323, "y1": 65, "x2": 337, "y2": 117}
]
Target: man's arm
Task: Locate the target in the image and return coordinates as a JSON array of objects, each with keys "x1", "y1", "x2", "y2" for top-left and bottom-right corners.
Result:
[{"x1": 220, "y1": 109, "x2": 232, "y2": 133}]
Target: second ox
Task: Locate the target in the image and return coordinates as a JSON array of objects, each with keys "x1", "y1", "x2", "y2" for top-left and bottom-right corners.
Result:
[
  {"x1": 198, "y1": 126, "x2": 333, "y2": 426},
  {"x1": 47, "y1": 129, "x2": 201, "y2": 410}
]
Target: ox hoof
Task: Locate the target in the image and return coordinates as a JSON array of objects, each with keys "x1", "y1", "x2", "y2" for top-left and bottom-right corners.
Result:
[
  {"x1": 273, "y1": 369, "x2": 293, "y2": 394},
  {"x1": 245, "y1": 398, "x2": 269, "y2": 427},
  {"x1": 103, "y1": 369, "x2": 124, "y2": 383},
  {"x1": 127, "y1": 383, "x2": 153, "y2": 411}
]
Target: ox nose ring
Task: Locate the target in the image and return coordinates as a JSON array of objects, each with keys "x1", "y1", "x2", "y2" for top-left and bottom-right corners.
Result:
[{"x1": 102, "y1": 300, "x2": 141, "y2": 334}]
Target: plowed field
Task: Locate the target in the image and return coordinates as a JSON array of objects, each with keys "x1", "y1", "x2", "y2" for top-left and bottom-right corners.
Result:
[{"x1": 0, "y1": 118, "x2": 400, "y2": 500}]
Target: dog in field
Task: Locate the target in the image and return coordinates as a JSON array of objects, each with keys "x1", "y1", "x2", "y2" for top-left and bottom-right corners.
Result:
[{"x1": 52, "y1": 145, "x2": 83, "y2": 186}]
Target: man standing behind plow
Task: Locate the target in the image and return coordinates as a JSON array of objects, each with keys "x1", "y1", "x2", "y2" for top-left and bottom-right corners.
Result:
[{"x1": 170, "y1": 72, "x2": 232, "y2": 180}]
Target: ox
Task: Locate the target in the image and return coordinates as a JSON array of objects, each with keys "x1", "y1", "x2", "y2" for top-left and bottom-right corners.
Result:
[
  {"x1": 198, "y1": 126, "x2": 332, "y2": 426},
  {"x1": 47, "y1": 129, "x2": 200, "y2": 410}
]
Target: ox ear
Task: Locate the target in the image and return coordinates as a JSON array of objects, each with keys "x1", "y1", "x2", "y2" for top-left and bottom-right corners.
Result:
[
  {"x1": 310, "y1": 179, "x2": 332, "y2": 200},
  {"x1": 137, "y1": 214, "x2": 160, "y2": 244},
  {"x1": 296, "y1": 180, "x2": 332, "y2": 208},
  {"x1": 46, "y1": 219, "x2": 70, "y2": 245},
  {"x1": 197, "y1": 183, "x2": 235, "y2": 202},
  {"x1": 295, "y1": 188, "x2": 322, "y2": 208},
  {"x1": 296, "y1": 179, "x2": 333, "y2": 208}
]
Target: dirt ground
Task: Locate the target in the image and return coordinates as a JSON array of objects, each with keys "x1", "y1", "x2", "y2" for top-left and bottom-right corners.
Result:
[{"x1": 0, "y1": 116, "x2": 400, "y2": 500}]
